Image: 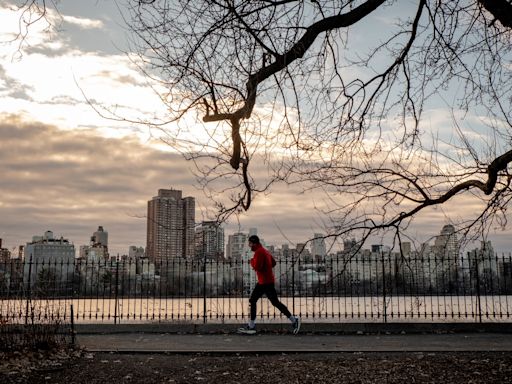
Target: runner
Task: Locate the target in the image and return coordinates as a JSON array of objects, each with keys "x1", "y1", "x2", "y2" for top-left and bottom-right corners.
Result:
[{"x1": 238, "y1": 235, "x2": 301, "y2": 335}]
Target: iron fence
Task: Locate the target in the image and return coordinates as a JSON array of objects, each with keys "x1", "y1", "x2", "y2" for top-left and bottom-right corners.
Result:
[{"x1": 0, "y1": 252, "x2": 511, "y2": 324}]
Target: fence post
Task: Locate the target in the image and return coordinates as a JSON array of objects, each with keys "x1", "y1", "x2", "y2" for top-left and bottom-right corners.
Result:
[
  {"x1": 70, "y1": 304, "x2": 75, "y2": 346},
  {"x1": 291, "y1": 255, "x2": 296, "y2": 315},
  {"x1": 114, "y1": 257, "x2": 119, "y2": 324},
  {"x1": 381, "y1": 249, "x2": 387, "y2": 323},
  {"x1": 474, "y1": 253, "x2": 482, "y2": 323},
  {"x1": 203, "y1": 257, "x2": 207, "y2": 324},
  {"x1": 25, "y1": 253, "x2": 33, "y2": 325}
]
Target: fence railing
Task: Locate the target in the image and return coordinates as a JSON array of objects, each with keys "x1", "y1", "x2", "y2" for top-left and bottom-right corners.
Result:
[{"x1": 1, "y1": 252, "x2": 511, "y2": 324}]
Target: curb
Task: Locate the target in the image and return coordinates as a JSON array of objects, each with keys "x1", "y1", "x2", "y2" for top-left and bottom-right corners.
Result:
[{"x1": 73, "y1": 322, "x2": 512, "y2": 335}]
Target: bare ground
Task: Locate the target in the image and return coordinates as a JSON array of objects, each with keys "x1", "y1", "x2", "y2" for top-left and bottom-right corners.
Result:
[{"x1": 2, "y1": 349, "x2": 512, "y2": 384}]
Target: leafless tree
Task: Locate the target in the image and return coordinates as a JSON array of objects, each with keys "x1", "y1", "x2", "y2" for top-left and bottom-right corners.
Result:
[
  {"x1": 7, "y1": 1, "x2": 512, "y2": 249},
  {"x1": 124, "y1": 0, "x2": 511, "y2": 248}
]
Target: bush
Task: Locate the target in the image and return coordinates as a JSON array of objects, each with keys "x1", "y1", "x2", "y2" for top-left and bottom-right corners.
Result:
[{"x1": 0, "y1": 308, "x2": 72, "y2": 352}]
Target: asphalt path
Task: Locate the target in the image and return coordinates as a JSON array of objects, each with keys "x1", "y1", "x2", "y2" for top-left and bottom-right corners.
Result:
[{"x1": 77, "y1": 332, "x2": 512, "y2": 353}]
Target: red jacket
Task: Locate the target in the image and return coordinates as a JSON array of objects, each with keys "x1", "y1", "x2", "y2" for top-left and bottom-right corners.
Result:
[{"x1": 250, "y1": 243, "x2": 275, "y2": 284}]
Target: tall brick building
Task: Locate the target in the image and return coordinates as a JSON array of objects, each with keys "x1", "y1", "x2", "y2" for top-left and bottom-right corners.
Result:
[{"x1": 146, "y1": 189, "x2": 195, "y2": 264}]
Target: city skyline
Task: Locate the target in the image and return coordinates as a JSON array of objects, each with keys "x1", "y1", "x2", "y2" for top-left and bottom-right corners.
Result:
[{"x1": 0, "y1": 215, "x2": 505, "y2": 260}]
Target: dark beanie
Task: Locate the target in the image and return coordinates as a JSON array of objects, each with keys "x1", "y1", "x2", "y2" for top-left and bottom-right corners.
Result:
[{"x1": 248, "y1": 235, "x2": 260, "y2": 244}]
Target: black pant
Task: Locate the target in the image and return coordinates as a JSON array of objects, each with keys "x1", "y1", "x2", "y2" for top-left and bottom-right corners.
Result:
[{"x1": 249, "y1": 283, "x2": 292, "y2": 321}]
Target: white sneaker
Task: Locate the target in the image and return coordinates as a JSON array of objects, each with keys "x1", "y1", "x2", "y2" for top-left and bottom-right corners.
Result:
[
  {"x1": 292, "y1": 316, "x2": 301, "y2": 335},
  {"x1": 237, "y1": 325, "x2": 256, "y2": 335}
]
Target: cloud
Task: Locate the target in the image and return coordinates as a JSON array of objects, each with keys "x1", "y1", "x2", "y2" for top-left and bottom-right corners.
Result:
[
  {"x1": 62, "y1": 15, "x2": 104, "y2": 29},
  {"x1": 0, "y1": 115, "x2": 192, "y2": 253},
  {"x1": 0, "y1": 113, "x2": 510, "y2": 258},
  {"x1": 0, "y1": 114, "x2": 332, "y2": 255},
  {"x1": 0, "y1": 63, "x2": 34, "y2": 100},
  {"x1": 92, "y1": 69, "x2": 144, "y2": 86},
  {"x1": 0, "y1": 2, "x2": 104, "y2": 46},
  {"x1": 0, "y1": 46, "x2": 172, "y2": 142}
]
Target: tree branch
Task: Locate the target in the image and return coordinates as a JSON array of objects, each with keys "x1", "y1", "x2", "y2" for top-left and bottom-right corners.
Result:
[
  {"x1": 389, "y1": 149, "x2": 512, "y2": 226},
  {"x1": 478, "y1": 0, "x2": 512, "y2": 28}
]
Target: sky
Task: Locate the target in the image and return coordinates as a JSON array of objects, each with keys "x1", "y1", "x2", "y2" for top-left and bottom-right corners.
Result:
[
  {"x1": 0, "y1": 1, "x2": 510, "y2": 256},
  {"x1": 0, "y1": 0, "x2": 340, "y2": 254}
]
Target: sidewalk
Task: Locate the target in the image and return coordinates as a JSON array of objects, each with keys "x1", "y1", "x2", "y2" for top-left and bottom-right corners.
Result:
[{"x1": 77, "y1": 332, "x2": 512, "y2": 353}]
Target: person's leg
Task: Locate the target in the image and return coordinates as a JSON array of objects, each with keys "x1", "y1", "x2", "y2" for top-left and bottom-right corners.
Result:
[
  {"x1": 265, "y1": 284, "x2": 301, "y2": 334},
  {"x1": 264, "y1": 284, "x2": 292, "y2": 318},
  {"x1": 249, "y1": 284, "x2": 265, "y2": 323},
  {"x1": 239, "y1": 284, "x2": 266, "y2": 334}
]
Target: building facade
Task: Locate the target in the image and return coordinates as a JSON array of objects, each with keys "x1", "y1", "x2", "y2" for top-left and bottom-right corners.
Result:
[
  {"x1": 195, "y1": 221, "x2": 225, "y2": 260},
  {"x1": 0, "y1": 238, "x2": 10, "y2": 263},
  {"x1": 310, "y1": 233, "x2": 327, "y2": 260},
  {"x1": 146, "y1": 189, "x2": 195, "y2": 264},
  {"x1": 128, "y1": 246, "x2": 145, "y2": 259},
  {"x1": 226, "y1": 232, "x2": 247, "y2": 261},
  {"x1": 92, "y1": 226, "x2": 108, "y2": 248},
  {"x1": 79, "y1": 226, "x2": 109, "y2": 261},
  {"x1": 23, "y1": 230, "x2": 75, "y2": 289}
]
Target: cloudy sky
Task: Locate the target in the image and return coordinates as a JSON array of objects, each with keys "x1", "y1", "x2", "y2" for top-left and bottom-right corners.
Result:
[
  {"x1": 0, "y1": 0, "x2": 338, "y2": 254},
  {"x1": 0, "y1": 1, "x2": 510, "y2": 255}
]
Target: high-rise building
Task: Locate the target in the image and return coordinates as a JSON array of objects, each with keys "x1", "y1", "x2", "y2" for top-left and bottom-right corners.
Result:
[
  {"x1": 128, "y1": 246, "x2": 145, "y2": 259},
  {"x1": 79, "y1": 226, "x2": 109, "y2": 261},
  {"x1": 0, "y1": 238, "x2": 11, "y2": 263},
  {"x1": 146, "y1": 188, "x2": 195, "y2": 264},
  {"x1": 226, "y1": 232, "x2": 247, "y2": 261},
  {"x1": 342, "y1": 238, "x2": 358, "y2": 256},
  {"x1": 23, "y1": 230, "x2": 75, "y2": 287},
  {"x1": 434, "y1": 224, "x2": 459, "y2": 258},
  {"x1": 400, "y1": 242, "x2": 412, "y2": 257},
  {"x1": 281, "y1": 244, "x2": 290, "y2": 259},
  {"x1": 182, "y1": 196, "x2": 196, "y2": 260},
  {"x1": 242, "y1": 228, "x2": 258, "y2": 293},
  {"x1": 195, "y1": 221, "x2": 225, "y2": 260},
  {"x1": 92, "y1": 226, "x2": 108, "y2": 248},
  {"x1": 431, "y1": 224, "x2": 460, "y2": 290},
  {"x1": 310, "y1": 233, "x2": 327, "y2": 260}
]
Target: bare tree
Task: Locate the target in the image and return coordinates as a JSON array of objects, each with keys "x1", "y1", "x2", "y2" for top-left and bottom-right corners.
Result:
[
  {"x1": 7, "y1": 1, "x2": 512, "y2": 248},
  {"x1": 124, "y1": 0, "x2": 511, "y2": 247}
]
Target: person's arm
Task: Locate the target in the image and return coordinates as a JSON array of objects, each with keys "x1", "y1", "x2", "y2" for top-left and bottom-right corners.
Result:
[{"x1": 250, "y1": 249, "x2": 265, "y2": 272}]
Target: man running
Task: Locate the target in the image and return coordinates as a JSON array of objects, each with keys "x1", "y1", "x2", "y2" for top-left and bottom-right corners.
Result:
[{"x1": 238, "y1": 235, "x2": 301, "y2": 335}]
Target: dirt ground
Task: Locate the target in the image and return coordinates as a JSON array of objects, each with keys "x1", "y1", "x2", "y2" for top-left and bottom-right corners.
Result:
[{"x1": 2, "y1": 349, "x2": 512, "y2": 384}]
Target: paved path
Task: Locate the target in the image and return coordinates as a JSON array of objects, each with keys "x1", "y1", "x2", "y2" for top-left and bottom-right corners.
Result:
[{"x1": 77, "y1": 332, "x2": 512, "y2": 353}]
